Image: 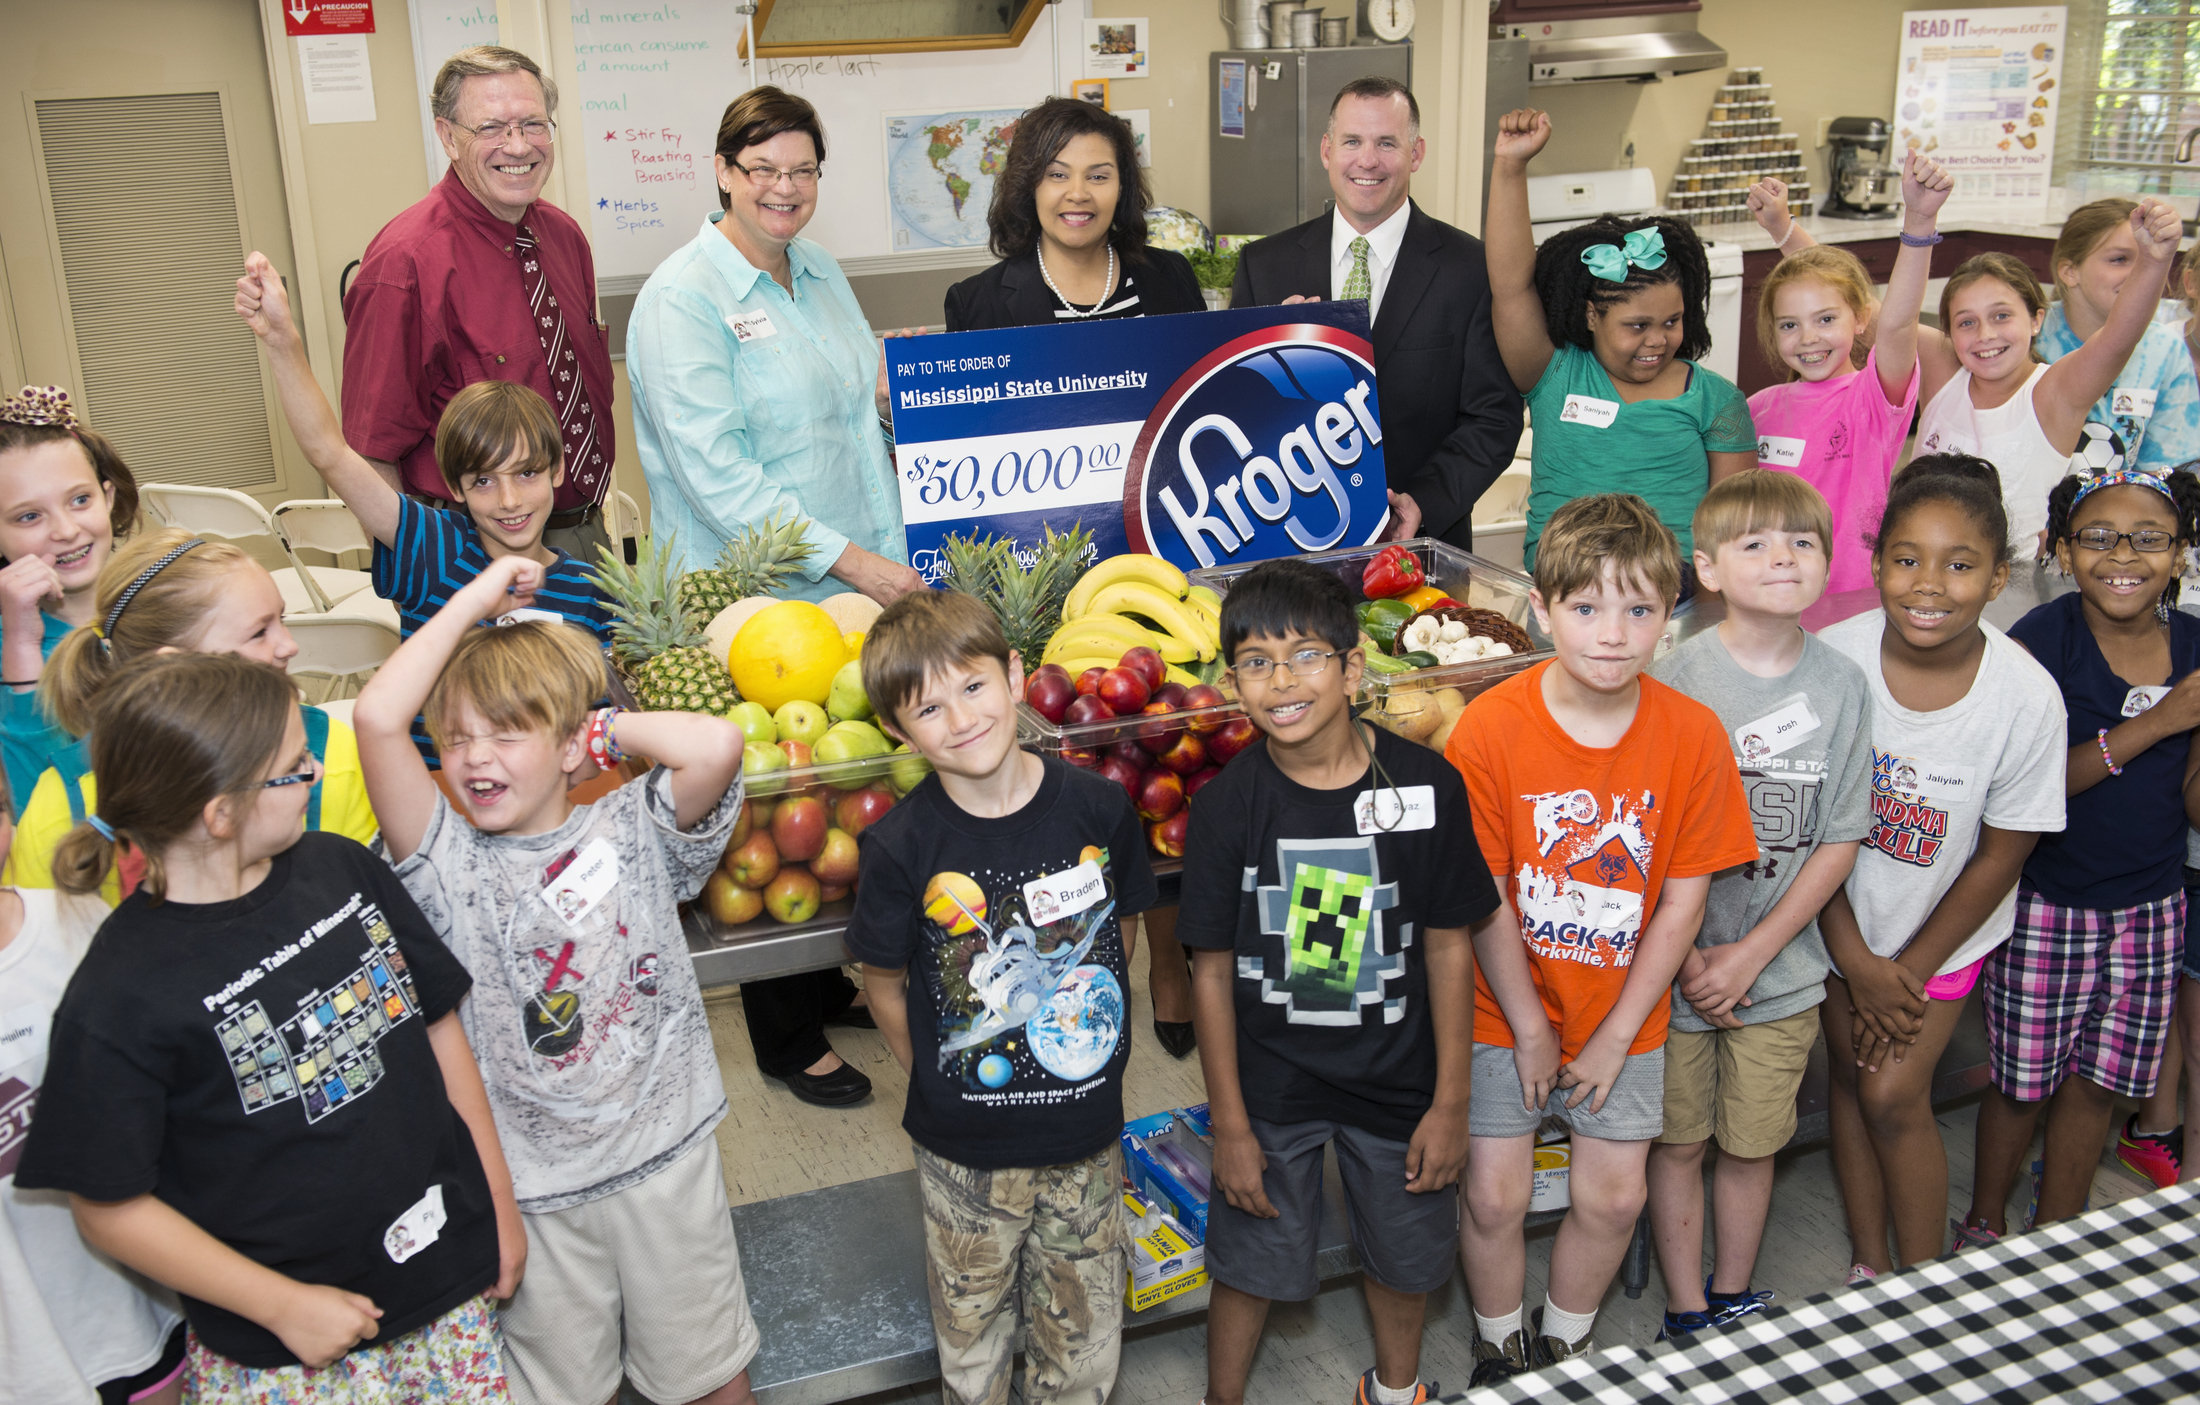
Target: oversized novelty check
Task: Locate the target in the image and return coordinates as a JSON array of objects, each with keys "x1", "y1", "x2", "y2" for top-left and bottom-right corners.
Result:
[{"x1": 886, "y1": 302, "x2": 1391, "y2": 579}]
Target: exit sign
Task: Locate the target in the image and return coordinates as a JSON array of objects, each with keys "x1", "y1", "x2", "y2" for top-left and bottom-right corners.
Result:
[{"x1": 284, "y1": 1, "x2": 376, "y2": 36}]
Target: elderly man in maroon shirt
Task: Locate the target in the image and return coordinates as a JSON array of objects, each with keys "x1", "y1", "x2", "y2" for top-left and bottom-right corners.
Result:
[{"x1": 343, "y1": 46, "x2": 615, "y2": 562}]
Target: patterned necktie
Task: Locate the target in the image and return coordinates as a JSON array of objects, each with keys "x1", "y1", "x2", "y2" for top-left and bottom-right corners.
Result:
[
  {"x1": 1342, "y1": 235, "x2": 1372, "y2": 303},
  {"x1": 513, "y1": 224, "x2": 606, "y2": 506}
]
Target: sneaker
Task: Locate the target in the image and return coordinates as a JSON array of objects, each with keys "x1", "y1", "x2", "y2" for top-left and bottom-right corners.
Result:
[
  {"x1": 1705, "y1": 1279, "x2": 1776, "y2": 1324},
  {"x1": 1657, "y1": 1308, "x2": 1717, "y2": 1342},
  {"x1": 1844, "y1": 1263, "x2": 1878, "y2": 1288},
  {"x1": 2116, "y1": 1116, "x2": 2183, "y2": 1190},
  {"x1": 1351, "y1": 1368, "x2": 1434, "y2": 1405},
  {"x1": 2025, "y1": 1157, "x2": 2091, "y2": 1230},
  {"x1": 1467, "y1": 1326, "x2": 1530, "y2": 1388},
  {"x1": 1949, "y1": 1217, "x2": 2001, "y2": 1252},
  {"x1": 1530, "y1": 1307, "x2": 1594, "y2": 1368}
]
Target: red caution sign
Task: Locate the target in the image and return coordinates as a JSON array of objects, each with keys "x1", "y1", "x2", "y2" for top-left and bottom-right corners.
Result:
[{"x1": 283, "y1": 0, "x2": 376, "y2": 36}]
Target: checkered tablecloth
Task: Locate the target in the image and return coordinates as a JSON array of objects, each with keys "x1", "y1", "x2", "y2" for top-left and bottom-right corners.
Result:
[{"x1": 1454, "y1": 1182, "x2": 2200, "y2": 1402}]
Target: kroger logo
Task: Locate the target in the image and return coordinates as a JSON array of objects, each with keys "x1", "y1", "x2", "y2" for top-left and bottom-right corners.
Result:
[{"x1": 1124, "y1": 325, "x2": 1390, "y2": 572}]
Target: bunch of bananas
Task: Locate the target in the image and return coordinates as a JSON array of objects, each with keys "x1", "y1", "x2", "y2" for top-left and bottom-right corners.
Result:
[{"x1": 1042, "y1": 554, "x2": 1223, "y2": 687}]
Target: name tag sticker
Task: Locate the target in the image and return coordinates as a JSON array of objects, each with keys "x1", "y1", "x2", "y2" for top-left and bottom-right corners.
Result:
[
  {"x1": 728, "y1": 310, "x2": 778, "y2": 343},
  {"x1": 0, "y1": 1002, "x2": 49, "y2": 1074},
  {"x1": 384, "y1": 1184, "x2": 446, "y2": 1265},
  {"x1": 2124, "y1": 684, "x2": 2173, "y2": 717},
  {"x1": 541, "y1": 837, "x2": 619, "y2": 927},
  {"x1": 1735, "y1": 694, "x2": 1822, "y2": 765},
  {"x1": 1024, "y1": 859, "x2": 1106, "y2": 926},
  {"x1": 1757, "y1": 434, "x2": 1806, "y2": 468},
  {"x1": 1559, "y1": 394, "x2": 1620, "y2": 429},
  {"x1": 1884, "y1": 755, "x2": 1977, "y2": 799},
  {"x1": 2111, "y1": 386, "x2": 2159, "y2": 419},
  {"x1": 497, "y1": 608, "x2": 563, "y2": 627},
  {"x1": 1355, "y1": 785, "x2": 1437, "y2": 834}
]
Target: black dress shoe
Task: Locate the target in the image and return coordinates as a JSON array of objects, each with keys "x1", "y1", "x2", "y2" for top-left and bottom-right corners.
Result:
[
  {"x1": 1152, "y1": 1020, "x2": 1197, "y2": 1059},
  {"x1": 774, "y1": 1061, "x2": 873, "y2": 1106},
  {"x1": 827, "y1": 1004, "x2": 877, "y2": 1029}
]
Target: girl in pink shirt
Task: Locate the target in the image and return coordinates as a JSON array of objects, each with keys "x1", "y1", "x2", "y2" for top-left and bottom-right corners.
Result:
[{"x1": 1743, "y1": 152, "x2": 1950, "y2": 593}]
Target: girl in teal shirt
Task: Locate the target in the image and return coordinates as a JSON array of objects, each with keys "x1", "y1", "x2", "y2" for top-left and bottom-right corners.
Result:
[
  {"x1": 1486, "y1": 110, "x2": 1757, "y2": 575},
  {"x1": 0, "y1": 387, "x2": 137, "y2": 811}
]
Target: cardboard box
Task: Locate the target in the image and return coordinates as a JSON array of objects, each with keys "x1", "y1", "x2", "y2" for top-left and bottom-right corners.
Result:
[
  {"x1": 1531, "y1": 1141, "x2": 1571, "y2": 1212},
  {"x1": 1124, "y1": 1192, "x2": 1208, "y2": 1312},
  {"x1": 1122, "y1": 1108, "x2": 1213, "y2": 1239}
]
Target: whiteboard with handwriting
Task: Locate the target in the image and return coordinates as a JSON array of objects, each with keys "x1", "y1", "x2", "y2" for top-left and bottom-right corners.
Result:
[{"x1": 572, "y1": 3, "x2": 1072, "y2": 282}]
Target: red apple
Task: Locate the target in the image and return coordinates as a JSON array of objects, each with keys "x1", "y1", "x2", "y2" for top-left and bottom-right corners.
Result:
[
  {"x1": 1119, "y1": 646, "x2": 1166, "y2": 692},
  {"x1": 1096, "y1": 666, "x2": 1152, "y2": 717},
  {"x1": 1135, "y1": 768, "x2": 1185, "y2": 822},
  {"x1": 1105, "y1": 737, "x2": 1150, "y2": 770},
  {"x1": 1026, "y1": 668, "x2": 1077, "y2": 724},
  {"x1": 1076, "y1": 666, "x2": 1108, "y2": 697},
  {"x1": 747, "y1": 797, "x2": 778, "y2": 831},
  {"x1": 834, "y1": 786, "x2": 896, "y2": 838},
  {"x1": 1065, "y1": 694, "x2": 1114, "y2": 727},
  {"x1": 1152, "y1": 681, "x2": 1188, "y2": 710},
  {"x1": 1184, "y1": 766, "x2": 1224, "y2": 798},
  {"x1": 1156, "y1": 730, "x2": 1207, "y2": 776},
  {"x1": 778, "y1": 739, "x2": 813, "y2": 769},
  {"x1": 1147, "y1": 809, "x2": 1191, "y2": 858},
  {"x1": 1061, "y1": 745, "x2": 1099, "y2": 769},
  {"x1": 1181, "y1": 685, "x2": 1229, "y2": 733},
  {"x1": 764, "y1": 867, "x2": 823, "y2": 923},
  {"x1": 771, "y1": 795, "x2": 829, "y2": 863},
  {"x1": 705, "y1": 871, "x2": 765, "y2": 926},
  {"x1": 811, "y1": 827, "x2": 861, "y2": 887},
  {"x1": 728, "y1": 831, "x2": 780, "y2": 889},
  {"x1": 1097, "y1": 753, "x2": 1143, "y2": 799},
  {"x1": 1208, "y1": 717, "x2": 1261, "y2": 766},
  {"x1": 727, "y1": 802, "x2": 753, "y2": 853},
  {"x1": 1137, "y1": 699, "x2": 1185, "y2": 755},
  {"x1": 820, "y1": 883, "x2": 851, "y2": 903}
]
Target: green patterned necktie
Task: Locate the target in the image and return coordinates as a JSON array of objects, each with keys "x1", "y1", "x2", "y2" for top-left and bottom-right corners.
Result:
[{"x1": 1342, "y1": 235, "x2": 1371, "y2": 302}]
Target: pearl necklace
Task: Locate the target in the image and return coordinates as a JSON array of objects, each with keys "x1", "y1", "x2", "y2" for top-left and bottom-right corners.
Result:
[{"x1": 1036, "y1": 242, "x2": 1117, "y2": 317}]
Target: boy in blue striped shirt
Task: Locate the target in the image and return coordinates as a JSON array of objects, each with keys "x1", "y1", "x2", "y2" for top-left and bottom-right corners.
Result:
[{"x1": 238, "y1": 253, "x2": 616, "y2": 763}]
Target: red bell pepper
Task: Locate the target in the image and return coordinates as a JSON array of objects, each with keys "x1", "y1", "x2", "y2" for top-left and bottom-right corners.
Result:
[{"x1": 1360, "y1": 545, "x2": 1424, "y2": 599}]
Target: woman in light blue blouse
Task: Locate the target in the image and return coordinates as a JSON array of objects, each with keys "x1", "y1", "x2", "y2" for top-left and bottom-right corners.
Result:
[
  {"x1": 2038, "y1": 198, "x2": 2200, "y2": 473},
  {"x1": 627, "y1": 85, "x2": 924, "y2": 605}
]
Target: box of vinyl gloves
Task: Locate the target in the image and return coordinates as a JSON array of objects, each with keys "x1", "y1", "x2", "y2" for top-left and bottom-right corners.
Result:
[
  {"x1": 1124, "y1": 1190, "x2": 1207, "y2": 1312},
  {"x1": 1531, "y1": 1121, "x2": 1571, "y2": 1212}
]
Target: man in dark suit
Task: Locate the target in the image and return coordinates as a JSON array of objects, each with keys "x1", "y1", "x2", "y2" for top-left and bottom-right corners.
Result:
[{"x1": 1230, "y1": 76, "x2": 1523, "y2": 549}]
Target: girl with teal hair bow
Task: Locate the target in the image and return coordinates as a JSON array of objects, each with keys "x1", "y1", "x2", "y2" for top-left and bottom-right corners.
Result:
[{"x1": 1483, "y1": 106, "x2": 1757, "y2": 582}]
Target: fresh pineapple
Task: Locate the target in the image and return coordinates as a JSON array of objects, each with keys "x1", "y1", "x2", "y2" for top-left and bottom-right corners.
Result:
[
  {"x1": 937, "y1": 524, "x2": 1093, "y2": 663},
  {"x1": 676, "y1": 512, "x2": 818, "y2": 626},
  {"x1": 589, "y1": 535, "x2": 742, "y2": 716}
]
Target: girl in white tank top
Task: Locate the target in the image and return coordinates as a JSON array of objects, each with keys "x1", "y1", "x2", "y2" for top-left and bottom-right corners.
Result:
[{"x1": 1908, "y1": 203, "x2": 2182, "y2": 558}]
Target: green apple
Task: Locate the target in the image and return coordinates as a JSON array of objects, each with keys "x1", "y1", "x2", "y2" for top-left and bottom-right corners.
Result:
[
  {"x1": 817, "y1": 721, "x2": 892, "y2": 780},
  {"x1": 827, "y1": 659, "x2": 874, "y2": 722},
  {"x1": 730, "y1": 701, "x2": 777, "y2": 745},
  {"x1": 773, "y1": 700, "x2": 831, "y2": 748},
  {"x1": 888, "y1": 742, "x2": 933, "y2": 797},
  {"x1": 742, "y1": 739, "x2": 789, "y2": 795}
]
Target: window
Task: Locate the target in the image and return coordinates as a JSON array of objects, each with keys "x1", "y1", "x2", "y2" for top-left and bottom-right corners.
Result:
[{"x1": 2067, "y1": 0, "x2": 2200, "y2": 196}]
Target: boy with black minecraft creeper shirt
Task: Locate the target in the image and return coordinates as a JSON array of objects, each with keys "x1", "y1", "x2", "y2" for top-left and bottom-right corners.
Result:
[
  {"x1": 847, "y1": 589, "x2": 1158, "y2": 1405},
  {"x1": 1176, "y1": 558, "x2": 1497, "y2": 1405}
]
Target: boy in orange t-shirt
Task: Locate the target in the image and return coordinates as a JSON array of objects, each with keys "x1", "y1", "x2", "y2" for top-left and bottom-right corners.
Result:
[{"x1": 1445, "y1": 494, "x2": 1757, "y2": 1382}]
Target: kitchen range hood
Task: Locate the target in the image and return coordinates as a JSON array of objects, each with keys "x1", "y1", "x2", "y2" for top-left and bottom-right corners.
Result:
[{"x1": 1492, "y1": 0, "x2": 1728, "y2": 86}]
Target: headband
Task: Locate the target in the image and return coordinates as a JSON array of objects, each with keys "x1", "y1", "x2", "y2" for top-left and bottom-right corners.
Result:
[
  {"x1": 2071, "y1": 468, "x2": 2173, "y2": 513},
  {"x1": 101, "y1": 539, "x2": 206, "y2": 648},
  {"x1": 0, "y1": 384, "x2": 78, "y2": 430},
  {"x1": 1581, "y1": 227, "x2": 1668, "y2": 284}
]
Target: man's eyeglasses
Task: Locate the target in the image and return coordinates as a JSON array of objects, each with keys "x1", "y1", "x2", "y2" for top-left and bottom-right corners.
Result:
[
  {"x1": 1231, "y1": 649, "x2": 1340, "y2": 682},
  {"x1": 260, "y1": 756, "x2": 322, "y2": 791},
  {"x1": 729, "y1": 160, "x2": 823, "y2": 189},
  {"x1": 2070, "y1": 527, "x2": 2176, "y2": 553},
  {"x1": 458, "y1": 118, "x2": 555, "y2": 144}
]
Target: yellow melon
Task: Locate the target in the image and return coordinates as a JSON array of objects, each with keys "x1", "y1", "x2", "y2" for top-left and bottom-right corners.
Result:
[{"x1": 730, "y1": 601, "x2": 849, "y2": 712}]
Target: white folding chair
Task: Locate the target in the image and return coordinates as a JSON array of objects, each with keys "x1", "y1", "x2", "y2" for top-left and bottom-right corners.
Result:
[
  {"x1": 273, "y1": 499, "x2": 375, "y2": 572},
  {"x1": 285, "y1": 611, "x2": 402, "y2": 703},
  {"x1": 140, "y1": 483, "x2": 375, "y2": 615}
]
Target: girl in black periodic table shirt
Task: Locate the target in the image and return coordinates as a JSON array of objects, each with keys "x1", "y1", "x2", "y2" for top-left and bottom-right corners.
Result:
[{"x1": 15, "y1": 653, "x2": 522, "y2": 1402}]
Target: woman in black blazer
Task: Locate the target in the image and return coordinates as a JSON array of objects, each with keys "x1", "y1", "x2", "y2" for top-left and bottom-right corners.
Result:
[{"x1": 944, "y1": 98, "x2": 1204, "y2": 331}]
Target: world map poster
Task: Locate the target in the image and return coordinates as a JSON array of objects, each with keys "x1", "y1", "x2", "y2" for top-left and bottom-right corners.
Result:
[{"x1": 884, "y1": 107, "x2": 1026, "y2": 250}]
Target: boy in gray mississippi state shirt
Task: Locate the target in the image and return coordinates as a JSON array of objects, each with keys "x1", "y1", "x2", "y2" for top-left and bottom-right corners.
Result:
[{"x1": 1641, "y1": 473, "x2": 1874, "y2": 1339}]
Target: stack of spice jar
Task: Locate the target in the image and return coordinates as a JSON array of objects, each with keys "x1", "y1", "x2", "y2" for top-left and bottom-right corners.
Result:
[{"x1": 1666, "y1": 67, "x2": 1811, "y2": 228}]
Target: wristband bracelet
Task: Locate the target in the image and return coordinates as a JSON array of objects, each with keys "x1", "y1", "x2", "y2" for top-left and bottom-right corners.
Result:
[
  {"x1": 2097, "y1": 727, "x2": 2123, "y2": 776},
  {"x1": 1899, "y1": 230, "x2": 1943, "y2": 247},
  {"x1": 1, "y1": 678, "x2": 36, "y2": 687},
  {"x1": 586, "y1": 707, "x2": 625, "y2": 770}
]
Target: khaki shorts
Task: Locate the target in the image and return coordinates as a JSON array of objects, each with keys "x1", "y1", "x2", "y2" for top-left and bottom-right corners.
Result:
[
  {"x1": 500, "y1": 1135, "x2": 761, "y2": 1405},
  {"x1": 1656, "y1": 1007, "x2": 1818, "y2": 1158}
]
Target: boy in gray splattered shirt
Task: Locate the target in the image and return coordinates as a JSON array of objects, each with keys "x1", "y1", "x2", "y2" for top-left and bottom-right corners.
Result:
[
  {"x1": 1644, "y1": 473, "x2": 1872, "y2": 1339},
  {"x1": 353, "y1": 554, "x2": 757, "y2": 1405}
]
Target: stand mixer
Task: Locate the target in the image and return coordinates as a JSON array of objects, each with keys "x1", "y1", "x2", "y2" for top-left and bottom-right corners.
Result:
[{"x1": 1822, "y1": 117, "x2": 1900, "y2": 219}]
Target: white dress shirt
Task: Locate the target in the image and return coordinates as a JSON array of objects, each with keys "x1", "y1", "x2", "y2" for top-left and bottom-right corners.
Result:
[{"x1": 1329, "y1": 200, "x2": 1412, "y2": 321}]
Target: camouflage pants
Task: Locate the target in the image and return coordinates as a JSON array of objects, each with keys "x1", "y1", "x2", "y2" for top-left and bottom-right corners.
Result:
[{"x1": 913, "y1": 1142, "x2": 1127, "y2": 1405}]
